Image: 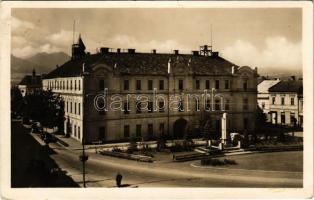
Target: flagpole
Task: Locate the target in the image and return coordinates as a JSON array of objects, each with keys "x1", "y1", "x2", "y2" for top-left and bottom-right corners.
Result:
[{"x1": 168, "y1": 75, "x2": 170, "y2": 138}]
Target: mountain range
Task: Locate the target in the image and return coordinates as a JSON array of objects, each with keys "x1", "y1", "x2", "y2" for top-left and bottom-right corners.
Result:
[{"x1": 11, "y1": 52, "x2": 70, "y2": 85}]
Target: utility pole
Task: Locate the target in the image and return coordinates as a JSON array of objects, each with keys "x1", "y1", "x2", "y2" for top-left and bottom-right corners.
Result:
[
  {"x1": 210, "y1": 24, "x2": 213, "y2": 50},
  {"x1": 73, "y1": 20, "x2": 76, "y2": 45},
  {"x1": 79, "y1": 64, "x2": 88, "y2": 188},
  {"x1": 167, "y1": 58, "x2": 171, "y2": 139}
]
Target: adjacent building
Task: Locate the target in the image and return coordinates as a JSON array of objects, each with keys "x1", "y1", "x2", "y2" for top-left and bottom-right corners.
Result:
[
  {"x1": 268, "y1": 80, "x2": 303, "y2": 127},
  {"x1": 42, "y1": 36, "x2": 258, "y2": 143},
  {"x1": 18, "y1": 69, "x2": 43, "y2": 97},
  {"x1": 257, "y1": 79, "x2": 280, "y2": 121}
]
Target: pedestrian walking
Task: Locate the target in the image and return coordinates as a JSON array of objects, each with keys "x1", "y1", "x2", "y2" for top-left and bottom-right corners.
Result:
[{"x1": 116, "y1": 172, "x2": 122, "y2": 187}]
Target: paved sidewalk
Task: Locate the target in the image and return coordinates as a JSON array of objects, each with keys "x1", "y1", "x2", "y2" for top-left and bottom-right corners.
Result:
[
  {"x1": 11, "y1": 121, "x2": 79, "y2": 187},
  {"x1": 54, "y1": 135, "x2": 83, "y2": 150}
]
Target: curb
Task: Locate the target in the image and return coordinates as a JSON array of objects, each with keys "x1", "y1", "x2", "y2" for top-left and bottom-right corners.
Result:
[{"x1": 190, "y1": 162, "x2": 303, "y2": 174}]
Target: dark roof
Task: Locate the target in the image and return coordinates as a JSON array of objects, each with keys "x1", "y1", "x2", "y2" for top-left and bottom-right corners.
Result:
[
  {"x1": 269, "y1": 80, "x2": 303, "y2": 94},
  {"x1": 44, "y1": 52, "x2": 239, "y2": 79},
  {"x1": 19, "y1": 75, "x2": 42, "y2": 86}
]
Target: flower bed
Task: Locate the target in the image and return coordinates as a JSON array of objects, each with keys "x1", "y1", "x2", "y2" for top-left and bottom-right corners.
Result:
[{"x1": 99, "y1": 150, "x2": 153, "y2": 163}]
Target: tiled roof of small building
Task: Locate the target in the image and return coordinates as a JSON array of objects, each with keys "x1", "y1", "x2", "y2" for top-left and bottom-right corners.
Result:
[
  {"x1": 44, "y1": 52, "x2": 239, "y2": 79},
  {"x1": 19, "y1": 75, "x2": 42, "y2": 86},
  {"x1": 258, "y1": 79, "x2": 280, "y2": 93},
  {"x1": 269, "y1": 80, "x2": 303, "y2": 94}
]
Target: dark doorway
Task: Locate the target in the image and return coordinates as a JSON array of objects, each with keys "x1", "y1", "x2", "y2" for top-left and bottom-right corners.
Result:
[
  {"x1": 99, "y1": 126, "x2": 106, "y2": 142},
  {"x1": 173, "y1": 118, "x2": 188, "y2": 139},
  {"x1": 215, "y1": 119, "x2": 221, "y2": 132}
]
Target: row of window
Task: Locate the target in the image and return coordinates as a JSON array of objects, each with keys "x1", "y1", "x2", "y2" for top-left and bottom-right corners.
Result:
[
  {"x1": 47, "y1": 79, "x2": 81, "y2": 91},
  {"x1": 97, "y1": 98, "x2": 251, "y2": 115},
  {"x1": 271, "y1": 96, "x2": 295, "y2": 106},
  {"x1": 272, "y1": 112, "x2": 297, "y2": 126},
  {"x1": 123, "y1": 123, "x2": 165, "y2": 138},
  {"x1": 195, "y1": 79, "x2": 230, "y2": 90},
  {"x1": 66, "y1": 101, "x2": 81, "y2": 115},
  {"x1": 48, "y1": 78, "x2": 247, "y2": 92},
  {"x1": 119, "y1": 79, "x2": 248, "y2": 91},
  {"x1": 122, "y1": 79, "x2": 165, "y2": 91}
]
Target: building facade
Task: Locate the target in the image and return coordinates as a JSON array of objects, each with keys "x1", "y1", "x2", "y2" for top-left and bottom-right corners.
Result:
[
  {"x1": 268, "y1": 80, "x2": 303, "y2": 127},
  {"x1": 257, "y1": 79, "x2": 280, "y2": 122},
  {"x1": 43, "y1": 36, "x2": 258, "y2": 143},
  {"x1": 18, "y1": 69, "x2": 43, "y2": 97}
]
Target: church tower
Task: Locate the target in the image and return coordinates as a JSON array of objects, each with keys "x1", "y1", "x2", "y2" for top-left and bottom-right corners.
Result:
[{"x1": 71, "y1": 34, "x2": 86, "y2": 60}]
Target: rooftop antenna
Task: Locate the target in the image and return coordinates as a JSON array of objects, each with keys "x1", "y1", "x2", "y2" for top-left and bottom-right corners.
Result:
[
  {"x1": 199, "y1": 24, "x2": 213, "y2": 57},
  {"x1": 72, "y1": 20, "x2": 76, "y2": 44},
  {"x1": 210, "y1": 24, "x2": 213, "y2": 50}
]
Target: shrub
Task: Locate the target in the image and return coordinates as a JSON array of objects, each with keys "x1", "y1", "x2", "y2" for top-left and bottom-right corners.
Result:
[
  {"x1": 128, "y1": 137, "x2": 138, "y2": 153},
  {"x1": 183, "y1": 139, "x2": 194, "y2": 151},
  {"x1": 223, "y1": 159, "x2": 237, "y2": 165},
  {"x1": 112, "y1": 147, "x2": 122, "y2": 152},
  {"x1": 201, "y1": 157, "x2": 237, "y2": 166},
  {"x1": 157, "y1": 135, "x2": 167, "y2": 151},
  {"x1": 170, "y1": 142, "x2": 184, "y2": 152},
  {"x1": 201, "y1": 158, "x2": 224, "y2": 166}
]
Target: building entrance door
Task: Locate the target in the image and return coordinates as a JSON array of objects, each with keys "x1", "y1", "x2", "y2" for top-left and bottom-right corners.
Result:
[
  {"x1": 98, "y1": 126, "x2": 106, "y2": 142},
  {"x1": 173, "y1": 118, "x2": 187, "y2": 139}
]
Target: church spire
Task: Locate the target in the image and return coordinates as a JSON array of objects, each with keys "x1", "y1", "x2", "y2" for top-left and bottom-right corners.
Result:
[
  {"x1": 72, "y1": 33, "x2": 86, "y2": 60},
  {"x1": 78, "y1": 34, "x2": 86, "y2": 50}
]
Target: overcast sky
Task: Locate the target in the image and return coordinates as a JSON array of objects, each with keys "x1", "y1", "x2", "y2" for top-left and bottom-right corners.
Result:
[{"x1": 12, "y1": 8, "x2": 302, "y2": 73}]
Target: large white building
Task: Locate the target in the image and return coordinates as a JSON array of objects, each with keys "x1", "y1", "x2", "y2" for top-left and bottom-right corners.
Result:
[{"x1": 42, "y1": 36, "x2": 258, "y2": 144}]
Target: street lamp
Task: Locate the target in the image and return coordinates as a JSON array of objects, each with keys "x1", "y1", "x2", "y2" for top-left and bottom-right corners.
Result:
[
  {"x1": 80, "y1": 64, "x2": 89, "y2": 188},
  {"x1": 79, "y1": 150, "x2": 88, "y2": 187}
]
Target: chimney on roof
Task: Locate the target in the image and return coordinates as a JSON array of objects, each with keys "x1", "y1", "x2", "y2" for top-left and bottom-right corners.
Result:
[
  {"x1": 128, "y1": 49, "x2": 136, "y2": 54},
  {"x1": 32, "y1": 68, "x2": 36, "y2": 77},
  {"x1": 100, "y1": 47, "x2": 109, "y2": 54},
  {"x1": 192, "y1": 51, "x2": 199, "y2": 56},
  {"x1": 173, "y1": 50, "x2": 179, "y2": 55},
  {"x1": 117, "y1": 48, "x2": 121, "y2": 53},
  {"x1": 212, "y1": 51, "x2": 219, "y2": 57},
  {"x1": 56, "y1": 64, "x2": 59, "y2": 69},
  {"x1": 152, "y1": 49, "x2": 157, "y2": 54}
]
